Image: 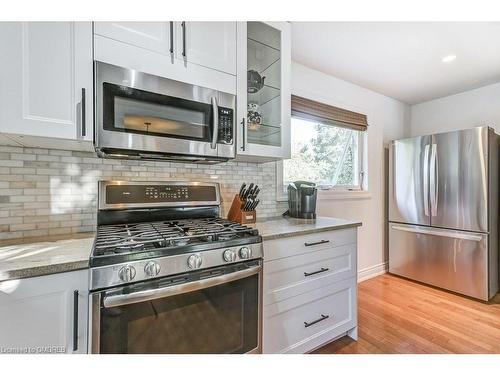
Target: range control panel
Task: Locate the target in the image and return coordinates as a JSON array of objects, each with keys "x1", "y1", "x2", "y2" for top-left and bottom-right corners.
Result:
[
  {"x1": 145, "y1": 186, "x2": 189, "y2": 200},
  {"x1": 104, "y1": 183, "x2": 219, "y2": 206},
  {"x1": 217, "y1": 107, "x2": 234, "y2": 145}
]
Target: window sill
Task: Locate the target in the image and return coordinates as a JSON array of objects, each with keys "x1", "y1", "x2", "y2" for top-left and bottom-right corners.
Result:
[
  {"x1": 317, "y1": 190, "x2": 372, "y2": 200},
  {"x1": 276, "y1": 190, "x2": 372, "y2": 202}
]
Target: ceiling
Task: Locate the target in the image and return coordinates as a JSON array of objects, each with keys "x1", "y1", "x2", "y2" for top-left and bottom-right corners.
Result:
[{"x1": 291, "y1": 22, "x2": 500, "y2": 104}]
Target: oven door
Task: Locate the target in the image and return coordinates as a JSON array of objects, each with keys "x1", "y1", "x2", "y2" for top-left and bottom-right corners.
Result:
[
  {"x1": 90, "y1": 261, "x2": 262, "y2": 354},
  {"x1": 95, "y1": 62, "x2": 235, "y2": 160}
]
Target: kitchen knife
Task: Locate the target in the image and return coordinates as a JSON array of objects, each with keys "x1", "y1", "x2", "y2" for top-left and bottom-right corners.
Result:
[
  {"x1": 245, "y1": 183, "x2": 254, "y2": 198},
  {"x1": 238, "y1": 183, "x2": 246, "y2": 199},
  {"x1": 251, "y1": 199, "x2": 260, "y2": 210},
  {"x1": 250, "y1": 184, "x2": 258, "y2": 197},
  {"x1": 253, "y1": 187, "x2": 260, "y2": 198},
  {"x1": 243, "y1": 199, "x2": 250, "y2": 211}
]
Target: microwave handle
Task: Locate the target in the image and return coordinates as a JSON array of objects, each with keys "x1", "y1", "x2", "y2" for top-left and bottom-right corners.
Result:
[{"x1": 211, "y1": 97, "x2": 219, "y2": 149}]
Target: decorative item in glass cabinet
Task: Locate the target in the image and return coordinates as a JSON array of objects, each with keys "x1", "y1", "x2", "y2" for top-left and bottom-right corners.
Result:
[
  {"x1": 247, "y1": 103, "x2": 262, "y2": 131},
  {"x1": 247, "y1": 70, "x2": 266, "y2": 94}
]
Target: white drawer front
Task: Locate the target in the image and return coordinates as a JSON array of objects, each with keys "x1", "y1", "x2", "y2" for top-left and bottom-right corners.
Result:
[
  {"x1": 263, "y1": 228, "x2": 357, "y2": 262},
  {"x1": 264, "y1": 243, "x2": 356, "y2": 305},
  {"x1": 263, "y1": 277, "x2": 357, "y2": 354}
]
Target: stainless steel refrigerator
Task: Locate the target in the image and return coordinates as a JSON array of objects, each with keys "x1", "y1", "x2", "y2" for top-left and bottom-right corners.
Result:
[{"x1": 389, "y1": 126, "x2": 499, "y2": 300}]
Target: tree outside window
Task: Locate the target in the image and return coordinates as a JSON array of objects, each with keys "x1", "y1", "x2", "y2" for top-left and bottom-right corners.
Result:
[{"x1": 282, "y1": 117, "x2": 363, "y2": 191}]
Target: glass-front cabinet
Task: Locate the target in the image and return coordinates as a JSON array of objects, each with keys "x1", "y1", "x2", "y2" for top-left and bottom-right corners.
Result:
[{"x1": 236, "y1": 22, "x2": 291, "y2": 162}]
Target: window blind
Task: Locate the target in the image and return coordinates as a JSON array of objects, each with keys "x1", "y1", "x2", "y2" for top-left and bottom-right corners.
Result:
[{"x1": 291, "y1": 95, "x2": 368, "y2": 131}]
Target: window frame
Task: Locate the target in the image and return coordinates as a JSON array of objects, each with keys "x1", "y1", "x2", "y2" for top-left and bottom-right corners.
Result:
[{"x1": 276, "y1": 117, "x2": 369, "y2": 202}]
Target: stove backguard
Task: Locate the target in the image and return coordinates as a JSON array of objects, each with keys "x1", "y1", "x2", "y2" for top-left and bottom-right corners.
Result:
[{"x1": 97, "y1": 181, "x2": 222, "y2": 225}]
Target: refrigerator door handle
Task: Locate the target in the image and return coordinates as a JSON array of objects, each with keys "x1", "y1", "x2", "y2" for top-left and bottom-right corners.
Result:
[
  {"x1": 429, "y1": 143, "x2": 438, "y2": 216},
  {"x1": 391, "y1": 225, "x2": 483, "y2": 242},
  {"x1": 423, "y1": 144, "x2": 430, "y2": 216}
]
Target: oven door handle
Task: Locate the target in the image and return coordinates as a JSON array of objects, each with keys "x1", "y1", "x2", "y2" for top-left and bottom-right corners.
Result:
[
  {"x1": 210, "y1": 96, "x2": 219, "y2": 150},
  {"x1": 102, "y1": 264, "x2": 262, "y2": 308}
]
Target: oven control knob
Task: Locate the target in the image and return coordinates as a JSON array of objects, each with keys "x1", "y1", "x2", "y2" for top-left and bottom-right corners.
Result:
[
  {"x1": 144, "y1": 261, "x2": 161, "y2": 277},
  {"x1": 118, "y1": 265, "x2": 136, "y2": 282},
  {"x1": 223, "y1": 249, "x2": 237, "y2": 262},
  {"x1": 187, "y1": 254, "x2": 203, "y2": 269},
  {"x1": 239, "y1": 247, "x2": 252, "y2": 259}
]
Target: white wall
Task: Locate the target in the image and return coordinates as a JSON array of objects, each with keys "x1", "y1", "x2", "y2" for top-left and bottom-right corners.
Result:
[
  {"x1": 410, "y1": 81, "x2": 500, "y2": 136},
  {"x1": 291, "y1": 62, "x2": 410, "y2": 277}
]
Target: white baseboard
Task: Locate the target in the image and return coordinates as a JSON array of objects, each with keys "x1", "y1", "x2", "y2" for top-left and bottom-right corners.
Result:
[{"x1": 357, "y1": 261, "x2": 388, "y2": 282}]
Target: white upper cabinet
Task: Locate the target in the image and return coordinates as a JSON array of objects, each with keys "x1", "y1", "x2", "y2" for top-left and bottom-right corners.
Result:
[
  {"x1": 94, "y1": 22, "x2": 173, "y2": 55},
  {"x1": 175, "y1": 22, "x2": 236, "y2": 75},
  {"x1": 236, "y1": 22, "x2": 291, "y2": 162},
  {"x1": 94, "y1": 22, "x2": 237, "y2": 94},
  {"x1": 0, "y1": 270, "x2": 89, "y2": 354},
  {"x1": 0, "y1": 22, "x2": 93, "y2": 141}
]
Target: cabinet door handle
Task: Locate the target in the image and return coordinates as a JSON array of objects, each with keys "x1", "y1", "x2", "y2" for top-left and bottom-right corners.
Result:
[
  {"x1": 73, "y1": 290, "x2": 79, "y2": 351},
  {"x1": 241, "y1": 118, "x2": 246, "y2": 151},
  {"x1": 304, "y1": 314, "x2": 330, "y2": 328},
  {"x1": 80, "y1": 88, "x2": 86, "y2": 138},
  {"x1": 304, "y1": 239, "x2": 330, "y2": 247},
  {"x1": 304, "y1": 267, "x2": 329, "y2": 277},
  {"x1": 169, "y1": 22, "x2": 174, "y2": 54},
  {"x1": 181, "y1": 21, "x2": 187, "y2": 57}
]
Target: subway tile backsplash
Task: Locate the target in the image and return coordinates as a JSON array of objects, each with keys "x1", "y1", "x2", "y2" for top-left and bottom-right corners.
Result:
[{"x1": 0, "y1": 146, "x2": 287, "y2": 240}]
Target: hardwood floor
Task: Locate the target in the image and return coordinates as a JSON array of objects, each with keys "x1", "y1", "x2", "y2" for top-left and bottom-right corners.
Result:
[{"x1": 313, "y1": 273, "x2": 500, "y2": 354}]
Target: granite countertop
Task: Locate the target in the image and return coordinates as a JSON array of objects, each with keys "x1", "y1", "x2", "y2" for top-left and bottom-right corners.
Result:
[
  {"x1": 0, "y1": 233, "x2": 95, "y2": 282},
  {"x1": 0, "y1": 216, "x2": 361, "y2": 282},
  {"x1": 251, "y1": 216, "x2": 362, "y2": 241}
]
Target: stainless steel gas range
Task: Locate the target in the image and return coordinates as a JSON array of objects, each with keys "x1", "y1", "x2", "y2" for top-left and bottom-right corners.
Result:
[{"x1": 88, "y1": 181, "x2": 263, "y2": 354}]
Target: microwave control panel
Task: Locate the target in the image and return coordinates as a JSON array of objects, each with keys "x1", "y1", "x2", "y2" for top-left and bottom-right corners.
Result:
[{"x1": 218, "y1": 107, "x2": 234, "y2": 145}]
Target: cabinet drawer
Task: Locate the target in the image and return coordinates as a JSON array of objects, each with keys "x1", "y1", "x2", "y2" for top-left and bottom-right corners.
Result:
[
  {"x1": 264, "y1": 243, "x2": 356, "y2": 305},
  {"x1": 263, "y1": 228, "x2": 357, "y2": 262},
  {"x1": 263, "y1": 277, "x2": 357, "y2": 354}
]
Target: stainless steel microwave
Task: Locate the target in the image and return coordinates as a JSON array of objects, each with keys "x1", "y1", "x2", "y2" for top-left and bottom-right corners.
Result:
[{"x1": 94, "y1": 62, "x2": 236, "y2": 163}]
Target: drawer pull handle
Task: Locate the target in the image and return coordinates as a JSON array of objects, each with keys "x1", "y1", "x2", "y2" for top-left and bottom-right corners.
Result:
[
  {"x1": 304, "y1": 267, "x2": 330, "y2": 277},
  {"x1": 304, "y1": 314, "x2": 330, "y2": 328},
  {"x1": 304, "y1": 240, "x2": 330, "y2": 247}
]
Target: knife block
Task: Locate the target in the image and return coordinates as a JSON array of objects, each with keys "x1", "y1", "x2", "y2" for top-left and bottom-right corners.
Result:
[{"x1": 227, "y1": 194, "x2": 256, "y2": 224}]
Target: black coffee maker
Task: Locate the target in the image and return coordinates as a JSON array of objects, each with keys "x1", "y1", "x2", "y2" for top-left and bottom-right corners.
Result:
[{"x1": 283, "y1": 181, "x2": 317, "y2": 219}]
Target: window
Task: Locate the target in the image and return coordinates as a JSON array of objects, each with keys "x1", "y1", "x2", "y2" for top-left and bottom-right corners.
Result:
[{"x1": 277, "y1": 116, "x2": 367, "y2": 198}]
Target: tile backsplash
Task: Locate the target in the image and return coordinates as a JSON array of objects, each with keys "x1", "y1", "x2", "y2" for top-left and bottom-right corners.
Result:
[{"x1": 0, "y1": 146, "x2": 287, "y2": 240}]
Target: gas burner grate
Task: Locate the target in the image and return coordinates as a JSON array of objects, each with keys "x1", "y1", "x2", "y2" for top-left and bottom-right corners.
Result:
[
  {"x1": 94, "y1": 223, "x2": 168, "y2": 255},
  {"x1": 93, "y1": 218, "x2": 258, "y2": 257}
]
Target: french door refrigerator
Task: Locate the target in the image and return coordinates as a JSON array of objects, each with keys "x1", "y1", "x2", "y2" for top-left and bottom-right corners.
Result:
[{"x1": 389, "y1": 126, "x2": 499, "y2": 300}]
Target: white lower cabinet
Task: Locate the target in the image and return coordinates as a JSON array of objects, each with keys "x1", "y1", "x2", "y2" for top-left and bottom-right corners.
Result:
[
  {"x1": 0, "y1": 270, "x2": 89, "y2": 354},
  {"x1": 262, "y1": 228, "x2": 358, "y2": 353},
  {"x1": 264, "y1": 277, "x2": 357, "y2": 354}
]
